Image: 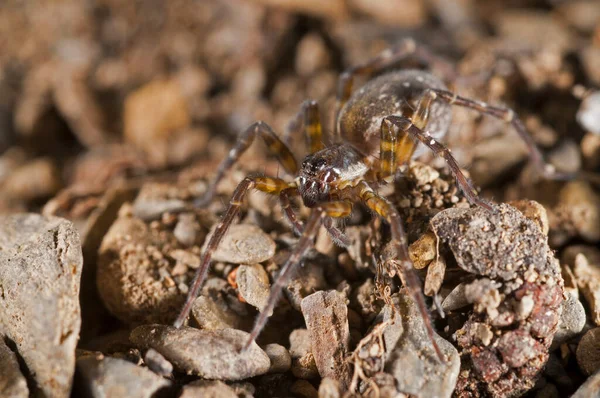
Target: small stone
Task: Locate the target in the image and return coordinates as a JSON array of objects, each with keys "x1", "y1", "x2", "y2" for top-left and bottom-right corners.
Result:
[
  {"x1": 180, "y1": 380, "x2": 237, "y2": 398},
  {"x1": 547, "y1": 140, "x2": 582, "y2": 174},
  {"x1": 571, "y1": 368, "x2": 600, "y2": 398},
  {"x1": 265, "y1": 344, "x2": 292, "y2": 374},
  {"x1": 385, "y1": 291, "x2": 460, "y2": 398},
  {"x1": 144, "y1": 348, "x2": 173, "y2": 376},
  {"x1": 75, "y1": 354, "x2": 170, "y2": 398},
  {"x1": 290, "y1": 379, "x2": 319, "y2": 398},
  {"x1": 441, "y1": 283, "x2": 469, "y2": 312},
  {"x1": 285, "y1": 259, "x2": 328, "y2": 310},
  {"x1": 208, "y1": 224, "x2": 276, "y2": 264},
  {"x1": 576, "y1": 327, "x2": 600, "y2": 376},
  {"x1": 551, "y1": 293, "x2": 586, "y2": 349},
  {"x1": 318, "y1": 377, "x2": 340, "y2": 398},
  {"x1": 2, "y1": 157, "x2": 61, "y2": 202},
  {"x1": 191, "y1": 293, "x2": 250, "y2": 331},
  {"x1": 508, "y1": 199, "x2": 550, "y2": 235},
  {"x1": 130, "y1": 325, "x2": 270, "y2": 380},
  {"x1": 289, "y1": 329, "x2": 312, "y2": 358},
  {"x1": 237, "y1": 264, "x2": 270, "y2": 311},
  {"x1": 132, "y1": 183, "x2": 188, "y2": 221},
  {"x1": 301, "y1": 291, "x2": 351, "y2": 388},
  {"x1": 571, "y1": 251, "x2": 600, "y2": 325},
  {"x1": 0, "y1": 214, "x2": 82, "y2": 398},
  {"x1": 581, "y1": 132, "x2": 600, "y2": 169},
  {"x1": 0, "y1": 339, "x2": 28, "y2": 398},
  {"x1": 291, "y1": 353, "x2": 320, "y2": 380},
  {"x1": 554, "y1": 181, "x2": 600, "y2": 242},
  {"x1": 408, "y1": 231, "x2": 437, "y2": 269},
  {"x1": 124, "y1": 79, "x2": 190, "y2": 167},
  {"x1": 408, "y1": 162, "x2": 440, "y2": 185},
  {"x1": 295, "y1": 33, "x2": 330, "y2": 77},
  {"x1": 424, "y1": 255, "x2": 446, "y2": 297},
  {"x1": 174, "y1": 213, "x2": 200, "y2": 247}
]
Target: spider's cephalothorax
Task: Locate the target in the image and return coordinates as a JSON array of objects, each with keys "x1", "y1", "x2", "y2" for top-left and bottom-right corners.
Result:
[{"x1": 173, "y1": 39, "x2": 568, "y2": 363}]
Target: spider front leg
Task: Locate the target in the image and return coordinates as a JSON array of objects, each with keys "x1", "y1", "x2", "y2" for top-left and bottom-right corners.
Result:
[
  {"x1": 196, "y1": 121, "x2": 298, "y2": 207},
  {"x1": 285, "y1": 99, "x2": 326, "y2": 155},
  {"x1": 356, "y1": 181, "x2": 444, "y2": 362},
  {"x1": 174, "y1": 176, "x2": 295, "y2": 328},
  {"x1": 243, "y1": 200, "x2": 353, "y2": 349},
  {"x1": 428, "y1": 88, "x2": 572, "y2": 180},
  {"x1": 382, "y1": 115, "x2": 493, "y2": 211}
]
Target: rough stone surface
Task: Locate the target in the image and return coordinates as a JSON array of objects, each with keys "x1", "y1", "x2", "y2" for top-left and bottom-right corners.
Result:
[
  {"x1": 0, "y1": 339, "x2": 28, "y2": 398},
  {"x1": 551, "y1": 293, "x2": 586, "y2": 349},
  {"x1": 384, "y1": 292, "x2": 460, "y2": 398},
  {"x1": 144, "y1": 348, "x2": 173, "y2": 376},
  {"x1": 75, "y1": 353, "x2": 171, "y2": 397},
  {"x1": 265, "y1": 343, "x2": 292, "y2": 374},
  {"x1": 301, "y1": 290, "x2": 351, "y2": 388},
  {"x1": 0, "y1": 214, "x2": 82, "y2": 398},
  {"x1": 571, "y1": 368, "x2": 600, "y2": 398},
  {"x1": 576, "y1": 327, "x2": 600, "y2": 376},
  {"x1": 180, "y1": 380, "x2": 238, "y2": 398},
  {"x1": 207, "y1": 224, "x2": 276, "y2": 264},
  {"x1": 130, "y1": 325, "x2": 270, "y2": 380},
  {"x1": 236, "y1": 263, "x2": 270, "y2": 311}
]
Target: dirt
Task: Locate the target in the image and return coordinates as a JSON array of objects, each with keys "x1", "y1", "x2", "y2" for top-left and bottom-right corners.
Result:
[{"x1": 0, "y1": 0, "x2": 599, "y2": 397}]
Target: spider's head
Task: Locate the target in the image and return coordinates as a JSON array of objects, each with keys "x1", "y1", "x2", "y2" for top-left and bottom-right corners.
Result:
[{"x1": 297, "y1": 154, "x2": 339, "y2": 208}]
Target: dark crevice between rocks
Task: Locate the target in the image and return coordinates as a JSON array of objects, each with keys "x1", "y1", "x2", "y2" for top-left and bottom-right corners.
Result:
[{"x1": 3, "y1": 335, "x2": 37, "y2": 397}]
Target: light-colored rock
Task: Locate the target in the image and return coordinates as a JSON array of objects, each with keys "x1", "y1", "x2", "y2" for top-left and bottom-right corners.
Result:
[
  {"x1": 0, "y1": 339, "x2": 28, "y2": 398},
  {"x1": 207, "y1": 224, "x2": 276, "y2": 264},
  {"x1": 0, "y1": 214, "x2": 82, "y2": 398}
]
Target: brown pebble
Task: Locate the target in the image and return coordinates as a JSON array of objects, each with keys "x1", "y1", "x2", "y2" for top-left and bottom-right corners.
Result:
[
  {"x1": 576, "y1": 327, "x2": 600, "y2": 376},
  {"x1": 207, "y1": 224, "x2": 276, "y2": 264}
]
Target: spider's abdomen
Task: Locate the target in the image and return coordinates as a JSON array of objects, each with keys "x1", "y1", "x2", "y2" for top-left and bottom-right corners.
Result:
[{"x1": 338, "y1": 69, "x2": 452, "y2": 159}]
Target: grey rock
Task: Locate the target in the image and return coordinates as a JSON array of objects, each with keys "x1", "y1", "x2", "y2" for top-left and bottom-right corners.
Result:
[
  {"x1": 75, "y1": 353, "x2": 170, "y2": 397},
  {"x1": 207, "y1": 224, "x2": 276, "y2": 264},
  {"x1": 191, "y1": 294, "x2": 251, "y2": 331},
  {"x1": 551, "y1": 293, "x2": 586, "y2": 349},
  {"x1": 441, "y1": 282, "x2": 469, "y2": 312},
  {"x1": 571, "y1": 368, "x2": 600, "y2": 398},
  {"x1": 0, "y1": 214, "x2": 82, "y2": 398},
  {"x1": 237, "y1": 264, "x2": 270, "y2": 311},
  {"x1": 144, "y1": 348, "x2": 173, "y2": 376},
  {"x1": 265, "y1": 344, "x2": 292, "y2": 374},
  {"x1": 385, "y1": 291, "x2": 460, "y2": 398},
  {"x1": 0, "y1": 339, "x2": 28, "y2": 398},
  {"x1": 174, "y1": 213, "x2": 201, "y2": 247},
  {"x1": 180, "y1": 380, "x2": 237, "y2": 398},
  {"x1": 130, "y1": 325, "x2": 270, "y2": 380},
  {"x1": 301, "y1": 291, "x2": 351, "y2": 389}
]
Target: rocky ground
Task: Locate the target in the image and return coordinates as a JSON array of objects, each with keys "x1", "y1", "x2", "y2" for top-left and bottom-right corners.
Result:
[{"x1": 1, "y1": 0, "x2": 600, "y2": 397}]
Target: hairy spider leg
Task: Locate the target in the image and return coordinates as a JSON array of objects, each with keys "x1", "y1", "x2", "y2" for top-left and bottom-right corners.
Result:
[
  {"x1": 243, "y1": 200, "x2": 354, "y2": 350},
  {"x1": 334, "y1": 39, "x2": 455, "y2": 142},
  {"x1": 195, "y1": 121, "x2": 298, "y2": 207},
  {"x1": 283, "y1": 99, "x2": 326, "y2": 156},
  {"x1": 356, "y1": 181, "x2": 445, "y2": 362},
  {"x1": 427, "y1": 88, "x2": 573, "y2": 181},
  {"x1": 383, "y1": 115, "x2": 493, "y2": 211},
  {"x1": 174, "y1": 176, "x2": 295, "y2": 328}
]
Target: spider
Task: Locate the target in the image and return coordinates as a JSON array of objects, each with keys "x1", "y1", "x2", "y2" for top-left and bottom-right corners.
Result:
[{"x1": 172, "y1": 39, "x2": 568, "y2": 361}]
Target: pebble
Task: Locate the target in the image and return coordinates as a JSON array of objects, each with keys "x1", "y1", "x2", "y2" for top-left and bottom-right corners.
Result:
[
  {"x1": 301, "y1": 291, "x2": 351, "y2": 389},
  {"x1": 289, "y1": 328, "x2": 312, "y2": 358},
  {"x1": 318, "y1": 377, "x2": 340, "y2": 398},
  {"x1": 174, "y1": 213, "x2": 200, "y2": 247},
  {"x1": 577, "y1": 92, "x2": 600, "y2": 135},
  {"x1": 180, "y1": 380, "x2": 237, "y2": 398},
  {"x1": 570, "y1": 249, "x2": 600, "y2": 325},
  {"x1": 0, "y1": 214, "x2": 82, "y2": 398},
  {"x1": 551, "y1": 293, "x2": 586, "y2": 349},
  {"x1": 0, "y1": 339, "x2": 28, "y2": 398},
  {"x1": 97, "y1": 215, "x2": 183, "y2": 325},
  {"x1": 576, "y1": 327, "x2": 600, "y2": 376},
  {"x1": 384, "y1": 292, "x2": 460, "y2": 398},
  {"x1": 237, "y1": 264, "x2": 271, "y2": 311},
  {"x1": 191, "y1": 293, "x2": 251, "y2": 331},
  {"x1": 208, "y1": 224, "x2": 276, "y2": 264},
  {"x1": 508, "y1": 199, "x2": 550, "y2": 235},
  {"x1": 408, "y1": 231, "x2": 437, "y2": 269},
  {"x1": 132, "y1": 183, "x2": 189, "y2": 221},
  {"x1": 285, "y1": 259, "x2": 328, "y2": 310},
  {"x1": 290, "y1": 379, "x2": 319, "y2": 398},
  {"x1": 75, "y1": 353, "x2": 171, "y2": 397},
  {"x1": 265, "y1": 344, "x2": 292, "y2": 374},
  {"x1": 571, "y1": 368, "x2": 600, "y2": 398},
  {"x1": 130, "y1": 325, "x2": 270, "y2": 380},
  {"x1": 554, "y1": 181, "x2": 600, "y2": 242},
  {"x1": 143, "y1": 348, "x2": 173, "y2": 376}
]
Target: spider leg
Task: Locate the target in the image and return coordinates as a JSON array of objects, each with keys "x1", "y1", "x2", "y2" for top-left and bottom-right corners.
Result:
[
  {"x1": 383, "y1": 115, "x2": 493, "y2": 211},
  {"x1": 284, "y1": 99, "x2": 326, "y2": 155},
  {"x1": 334, "y1": 39, "x2": 455, "y2": 142},
  {"x1": 427, "y1": 88, "x2": 572, "y2": 180},
  {"x1": 174, "y1": 176, "x2": 295, "y2": 328},
  {"x1": 196, "y1": 121, "x2": 298, "y2": 207},
  {"x1": 243, "y1": 200, "x2": 353, "y2": 349},
  {"x1": 355, "y1": 181, "x2": 445, "y2": 362}
]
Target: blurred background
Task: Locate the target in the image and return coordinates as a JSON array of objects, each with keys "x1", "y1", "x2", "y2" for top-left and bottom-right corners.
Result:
[{"x1": 0, "y1": 0, "x2": 599, "y2": 217}]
